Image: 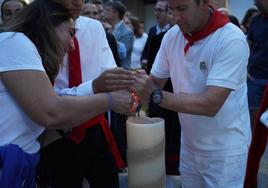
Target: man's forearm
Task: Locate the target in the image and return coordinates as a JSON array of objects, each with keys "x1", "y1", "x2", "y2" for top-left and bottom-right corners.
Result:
[{"x1": 160, "y1": 86, "x2": 230, "y2": 117}]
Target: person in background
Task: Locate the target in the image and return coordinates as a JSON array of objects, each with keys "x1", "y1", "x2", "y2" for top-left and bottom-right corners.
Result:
[
  {"x1": 0, "y1": 0, "x2": 133, "y2": 187},
  {"x1": 244, "y1": 84, "x2": 268, "y2": 188},
  {"x1": 140, "y1": 0, "x2": 170, "y2": 69},
  {"x1": 241, "y1": 8, "x2": 258, "y2": 35},
  {"x1": 247, "y1": 0, "x2": 268, "y2": 128},
  {"x1": 1, "y1": 0, "x2": 26, "y2": 24},
  {"x1": 132, "y1": 0, "x2": 251, "y2": 187},
  {"x1": 244, "y1": 0, "x2": 268, "y2": 186},
  {"x1": 92, "y1": 0, "x2": 106, "y2": 24},
  {"x1": 81, "y1": 0, "x2": 98, "y2": 19},
  {"x1": 124, "y1": 15, "x2": 148, "y2": 69},
  {"x1": 140, "y1": 20, "x2": 146, "y2": 34},
  {"x1": 81, "y1": 0, "x2": 120, "y2": 66},
  {"x1": 104, "y1": 0, "x2": 134, "y2": 69},
  {"x1": 229, "y1": 14, "x2": 241, "y2": 28}
]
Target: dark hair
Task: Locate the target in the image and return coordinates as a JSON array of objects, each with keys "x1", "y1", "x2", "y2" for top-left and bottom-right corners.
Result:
[
  {"x1": 1, "y1": 0, "x2": 27, "y2": 20},
  {"x1": 85, "y1": 0, "x2": 95, "y2": 4},
  {"x1": 229, "y1": 15, "x2": 240, "y2": 28},
  {"x1": 105, "y1": 1, "x2": 126, "y2": 20},
  {"x1": 128, "y1": 16, "x2": 143, "y2": 38},
  {"x1": 91, "y1": 0, "x2": 103, "y2": 5},
  {"x1": 0, "y1": 0, "x2": 73, "y2": 82},
  {"x1": 241, "y1": 8, "x2": 258, "y2": 27},
  {"x1": 157, "y1": 0, "x2": 168, "y2": 12}
]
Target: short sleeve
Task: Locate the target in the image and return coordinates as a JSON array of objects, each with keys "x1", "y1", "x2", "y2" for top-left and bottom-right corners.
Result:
[
  {"x1": 0, "y1": 32, "x2": 45, "y2": 72},
  {"x1": 207, "y1": 35, "x2": 249, "y2": 90}
]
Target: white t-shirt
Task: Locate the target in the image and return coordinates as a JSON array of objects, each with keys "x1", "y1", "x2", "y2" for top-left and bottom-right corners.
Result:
[
  {"x1": 54, "y1": 16, "x2": 116, "y2": 96},
  {"x1": 131, "y1": 33, "x2": 148, "y2": 69},
  {"x1": 0, "y1": 32, "x2": 45, "y2": 154},
  {"x1": 151, "y1": 23, "x2": 251, "y2": 157}
]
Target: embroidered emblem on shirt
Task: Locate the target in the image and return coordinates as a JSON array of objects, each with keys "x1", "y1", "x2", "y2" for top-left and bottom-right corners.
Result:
[{"x1": 199, "y1": 61, "x2": 207, "y2": 70}]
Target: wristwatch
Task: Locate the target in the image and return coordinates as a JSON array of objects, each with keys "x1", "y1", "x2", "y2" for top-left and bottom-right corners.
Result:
[{"x1": 150, "y1": 88, "x2": 163, "y2": 106}]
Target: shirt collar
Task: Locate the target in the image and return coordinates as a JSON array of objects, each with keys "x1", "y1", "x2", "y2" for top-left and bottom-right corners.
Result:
[
  {"x1": 113, "y1": 20, "x2": 123, "y2": 31},
  {"x1": 75, "y1": 16, "x2": 82, "y2": 31},
  {"x1": 156, "y1": 23, "x2": 171, "y2": 35}
]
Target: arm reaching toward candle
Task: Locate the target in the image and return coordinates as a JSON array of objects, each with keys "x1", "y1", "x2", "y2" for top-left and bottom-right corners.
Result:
[
  {"x1": 1, "y1": 70, "x2": 133, "y2": 129},
  {"x1": 131, "y1": 70, "x2": 167, "y2": 104},
  {"x1": 93, "y1": 67, "x2": 136, "y2": 93},
  {"x1": 159, "y1": 85, "x2": 230, "y2": 117},
  {"x1": 132, "y1": 71, "x2": 230, "y2": 117}
]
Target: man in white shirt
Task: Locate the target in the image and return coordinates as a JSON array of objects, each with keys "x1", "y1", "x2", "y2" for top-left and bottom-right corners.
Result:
[
  {"x1": 132, "y1": 0, "x2": 251, "y2": 187},
  {"x1": 38, "y1": 0, "x2": 134, "y2": 188}
]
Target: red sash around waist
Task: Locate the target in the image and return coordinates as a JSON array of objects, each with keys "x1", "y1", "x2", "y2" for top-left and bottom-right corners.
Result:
[{"x1": 69, "y1": 114, "x2": 125, "y2": 169}]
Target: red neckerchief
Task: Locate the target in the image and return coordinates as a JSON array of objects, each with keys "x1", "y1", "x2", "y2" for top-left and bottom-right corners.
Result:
[
  {"x1": 183, "y1": 5, "x2": 229, "y2": 55},
  {"x1": 68, "y1": 36, "x2": 125, "y2": 169},
  {"x1": 244, "y1": 85, "x2": 268, "y2": 188}
]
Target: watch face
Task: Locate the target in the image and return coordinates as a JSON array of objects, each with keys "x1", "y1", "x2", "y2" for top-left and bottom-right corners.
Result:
[
  {"x1": 151, "y1": 89, "x2": 163, "y2": 105},
  {"x1": 153, "y1": 94, "x2": 162, "y2": 104}
]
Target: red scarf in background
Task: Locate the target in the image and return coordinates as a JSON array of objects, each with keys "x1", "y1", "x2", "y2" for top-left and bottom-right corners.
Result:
[
  {"x1": 183, "y1": 6, "x2": 229, "y2": 55},
  {"x1": 68, "y1": 36, "x2": 124, "y2": 169},
  {"x1": 244, "y1": 85, "x2": 268, "y2": 188}
]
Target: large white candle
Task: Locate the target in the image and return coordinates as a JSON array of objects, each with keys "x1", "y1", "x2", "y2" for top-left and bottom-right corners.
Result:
[{"x1": 127, "y1": 117, "x2": 165, "y2": 188}]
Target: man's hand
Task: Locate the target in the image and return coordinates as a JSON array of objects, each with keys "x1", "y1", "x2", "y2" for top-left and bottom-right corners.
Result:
[
  {"x1": 130, "y1": 70, "x2": 156, "y2": 104},
  {"x1": 93, "y1": 67, "x2": 135, "y2": 93}
]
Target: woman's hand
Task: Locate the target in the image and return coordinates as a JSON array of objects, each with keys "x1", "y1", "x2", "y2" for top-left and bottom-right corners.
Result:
[{"x1": 110, "y1": 89, "x2": 135, "y2": 116}]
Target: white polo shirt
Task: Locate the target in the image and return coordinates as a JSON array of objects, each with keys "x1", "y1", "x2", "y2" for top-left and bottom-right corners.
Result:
[
  {"x1": 55, "y1": 16, "x2": 116, "y2": 96},
  {"x1": 151, "y1": 23, "x2": 251, "y2": 157},
  {"x1": 0, "y1": 32, "x2": 45, "y2": 154}
]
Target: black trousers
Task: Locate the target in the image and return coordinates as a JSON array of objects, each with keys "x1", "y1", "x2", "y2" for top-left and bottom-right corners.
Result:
[{"x1": 38, "y1": 126, "x2": 119, "y2": 188}]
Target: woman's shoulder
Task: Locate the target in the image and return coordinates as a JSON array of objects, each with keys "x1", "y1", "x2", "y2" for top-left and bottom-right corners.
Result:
[
  {"x1": 0, "y1": 32, "x2": 43, "y2": 72},
  {"x1": 0, "y1": 32, "x2": 36, "y2": 50},
  {"x1": 1, "y1": 32, "x2": 27, "y2": 41}
]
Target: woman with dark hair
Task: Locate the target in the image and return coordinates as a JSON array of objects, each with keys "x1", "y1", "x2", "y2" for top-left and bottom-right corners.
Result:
[
  {"x1": 1, "y1": 0, "x2": 27, "y2": 24},
  {"x1": 124, "y1": 15, "x2": 148, "y2": 69},
  {"x1": 229, "y1": 14, "x2": 240, "y2": 28},
  {"x1": 241, "y1": 8, "x2": 258, "y2": 35},
  {"x1": 0, "y1": 0, "x2": 133, "y2": 187}
]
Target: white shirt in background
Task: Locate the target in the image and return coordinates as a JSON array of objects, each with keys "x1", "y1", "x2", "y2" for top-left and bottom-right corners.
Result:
[{"x1": 131, "y1": 33, "x2": 148, "y2": 69}]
